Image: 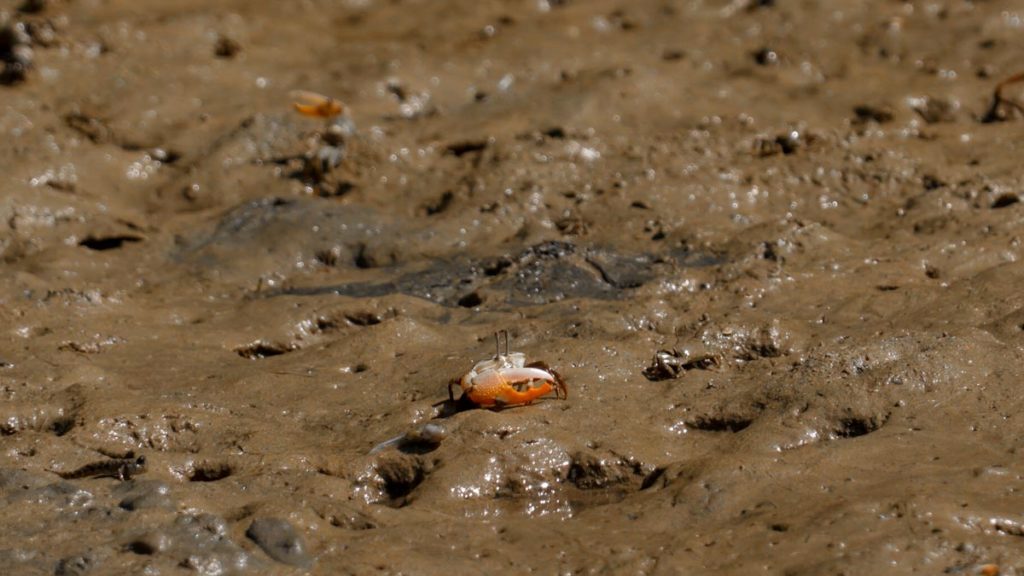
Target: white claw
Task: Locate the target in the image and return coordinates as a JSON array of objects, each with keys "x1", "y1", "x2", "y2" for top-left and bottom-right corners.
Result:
[{"x1": 499, "y1": 367, "x2": 556, "y2": 382}]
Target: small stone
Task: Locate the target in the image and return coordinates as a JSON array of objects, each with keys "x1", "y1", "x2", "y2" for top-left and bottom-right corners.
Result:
[{"x1": 245, "y1": 518, "x2": 312, "y2": 568}]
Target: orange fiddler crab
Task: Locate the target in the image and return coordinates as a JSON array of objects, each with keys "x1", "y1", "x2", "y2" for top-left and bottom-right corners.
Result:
[
  {"x1": 290, "y1": 90, "x2": 345, "y2": 119},
  {"x1": 449, "y1": 331, "x2": 568, "y2": 408}
]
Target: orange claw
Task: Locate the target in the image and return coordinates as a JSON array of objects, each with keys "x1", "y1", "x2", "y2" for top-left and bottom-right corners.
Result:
[
  {"x1": 464, "y1": 367, "x2": 567, "y2": 408},
  {"x1": 450, "y1": 334, "x2": 568, "y2": 409},
  {"x1": 290, "y1": 90, "x2": 344, "y2": 119}
]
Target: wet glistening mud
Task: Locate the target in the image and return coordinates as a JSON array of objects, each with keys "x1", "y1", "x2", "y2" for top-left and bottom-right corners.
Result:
[{"x1": 2, "y1": 0, "x2": 1024, "y2": 574}]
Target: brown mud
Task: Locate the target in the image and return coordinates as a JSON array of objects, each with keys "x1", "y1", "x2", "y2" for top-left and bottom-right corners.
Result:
[{"x1": 2, "y1": 0, "x2": 1024, "y2": 574}]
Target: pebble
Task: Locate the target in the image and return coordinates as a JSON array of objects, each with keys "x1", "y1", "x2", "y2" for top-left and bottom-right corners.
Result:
[{"x1": 246, "y1": 517, "x2": 313, "y2": 568}]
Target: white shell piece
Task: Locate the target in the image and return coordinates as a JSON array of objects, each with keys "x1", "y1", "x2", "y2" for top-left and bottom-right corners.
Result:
[{"x1": 464, "y1": 352, "x2": 526, "y2": 384}]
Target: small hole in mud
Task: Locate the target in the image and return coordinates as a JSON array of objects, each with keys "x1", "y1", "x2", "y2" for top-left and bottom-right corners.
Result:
[
  {"x1": 457, "y1": 292, "x2": 483, "y2": 308},
  {"x1": 315, "y1": 246, "x2": 344, "y2": 267},
  {"x1": 189, "y1": 462, "x2": 233, "y2": 482},
  {"x1": 127, "y1": 538, "x2": 159, "y2": 555},
  {"x1": 235, "y1": 341, "x2": 292, "y2": 359},
  {"x1": 353, "y1": 245, "x2": 374, "y2": 269},
  {"x1": 770, "y1": 523, "x2": 789, "y2": 532},
  {"x1": 640, "y1": 467, "x2": 666, "y2": 490},
  {"x1": 49, "y1": 416, "x2": 76, "y2": 436},
  {"x1": 542, "y1": 126, "x2": 566, "y2": 139},
  {"x1": 834, "y1": 416, "x2": 883, "y2": 438},
  {"x1": 445, "y1": 140, "x2": 488, "y2": 157},
  {"x1": 345, "y1": 312, "x2": 381, "y2": 326},
  {"x1": 352, "y1": 363, "x2": 369, "y2": 373},
  {"x1": 422, "y1": 191, "x2": 454, "y2": 216},
  {"x1": 991, "y1": 194, "x2": 1020, "y2": 209},
  {"x1": 480, "y1": 257, "x2": 512, "y2": 276},
  {"x1": 79, "y1": 235, "x2": 143, "y2": 251},
  {"x1": 686, "y1": 415, "x2": 753, "y2": 433}
]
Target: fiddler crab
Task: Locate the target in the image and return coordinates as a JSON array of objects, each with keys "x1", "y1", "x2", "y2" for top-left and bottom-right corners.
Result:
[
  {"x1": 291, "y1": 89, "x2": 345, "y2": 119},
  {"x1": 288, "y1": 90, "x2": 354, "y2": 190},
  {"x1": 449, "y1": 331, "x2": 568, "y2": 409}
]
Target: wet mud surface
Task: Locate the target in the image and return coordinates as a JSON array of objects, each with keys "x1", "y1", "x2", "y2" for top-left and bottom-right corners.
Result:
[{"x1": 3, "y1": 0, "x2": 1024, "y2": 573}]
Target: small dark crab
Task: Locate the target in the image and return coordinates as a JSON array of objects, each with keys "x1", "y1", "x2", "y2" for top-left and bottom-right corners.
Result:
[{"x1": 643, "y1": 349, "x2": 719, "y2": 381}]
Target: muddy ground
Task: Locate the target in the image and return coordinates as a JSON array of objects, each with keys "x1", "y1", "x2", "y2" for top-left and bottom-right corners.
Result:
[{"x1": 2, "y1": 0, "x2": 1024, "y2": 574}]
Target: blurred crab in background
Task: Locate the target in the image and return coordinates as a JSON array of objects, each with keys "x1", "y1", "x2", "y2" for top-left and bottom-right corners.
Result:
[{"x1": 289, "y1": 90, "x2": 356, "y2": 196}]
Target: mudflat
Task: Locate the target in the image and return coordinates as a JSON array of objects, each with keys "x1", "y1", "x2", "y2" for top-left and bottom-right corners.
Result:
[{"x1": 1, "y1": 1, "x2": 1023, "y2": 574}]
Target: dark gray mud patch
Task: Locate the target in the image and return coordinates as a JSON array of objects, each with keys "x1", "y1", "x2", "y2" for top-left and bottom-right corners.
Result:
[
  {"x1": 173, "y1": 197, "x2": 391, "y2": 280},
  {"x1": 273, "y1": 241, "x2": 718, "y2": 307},
  {"x1": 273, "y1": 241, "x2": 615, "y2": 306},
  {"x1": 246, "y1": 517, "x2": 313, "y2": 568}
]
